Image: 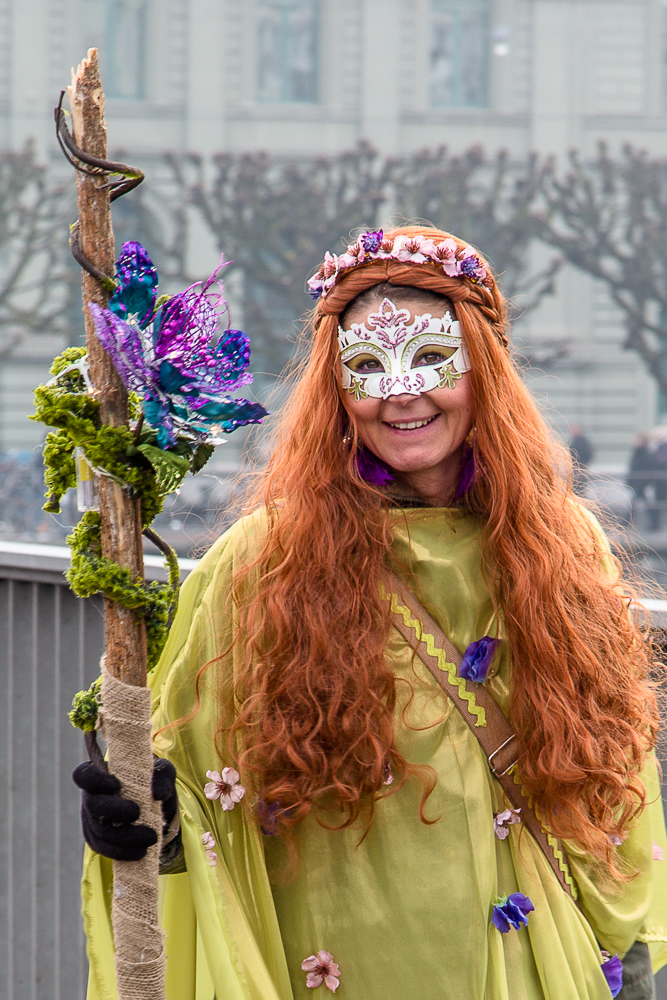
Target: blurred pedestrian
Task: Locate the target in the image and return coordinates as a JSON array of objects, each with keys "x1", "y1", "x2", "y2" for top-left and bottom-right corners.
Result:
[
  {"x1": 627, "y1": 432, "x2": 654, "y2": 522},
  {"x1": 649, "y1": 426, "x2": 667, "y2": 531},
  {"x1": 568, "y1": 424, "x2": 593, "y2": 494}
]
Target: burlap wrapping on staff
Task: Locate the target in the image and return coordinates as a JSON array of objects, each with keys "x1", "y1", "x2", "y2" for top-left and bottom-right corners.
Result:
[{"x1": 100, "y1": 663, "x2": 165, "y2": 1000}]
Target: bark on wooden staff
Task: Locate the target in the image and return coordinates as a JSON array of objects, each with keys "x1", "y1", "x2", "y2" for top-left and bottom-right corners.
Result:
[{"x1": 67, "y1": 49, "x2": 166, "y2": 1000}]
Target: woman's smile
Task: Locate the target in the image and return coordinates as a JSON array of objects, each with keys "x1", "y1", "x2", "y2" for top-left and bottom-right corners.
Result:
[{"x1": 384, "y1": 413, "x2": 440, "y2": 432}]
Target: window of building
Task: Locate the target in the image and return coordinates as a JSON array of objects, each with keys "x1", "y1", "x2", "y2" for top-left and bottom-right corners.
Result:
[
  {"x1": 83, "y1": 0, "x2": 147, "y2": 100},
  {"x1": 257, "y1": 0, "x2": 318, "y2": 103},
  {"x1": 430, "y1": 0, "x2": 490, "y2": 108}
]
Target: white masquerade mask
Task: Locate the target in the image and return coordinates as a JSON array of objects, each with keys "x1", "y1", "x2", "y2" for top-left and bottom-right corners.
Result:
[{"x1": 338, "y1": 297, "x2": 470, "y2": 401}]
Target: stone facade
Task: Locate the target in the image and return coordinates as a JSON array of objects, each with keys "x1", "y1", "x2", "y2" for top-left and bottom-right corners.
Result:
[{"x1": 1, "y1": 0, "x2": 666, "y2": 466}]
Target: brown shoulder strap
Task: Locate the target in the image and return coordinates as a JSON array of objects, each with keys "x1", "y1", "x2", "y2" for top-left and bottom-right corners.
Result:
[{"x1": 387, "y1": 573, "x2": 578, "y2": 902}]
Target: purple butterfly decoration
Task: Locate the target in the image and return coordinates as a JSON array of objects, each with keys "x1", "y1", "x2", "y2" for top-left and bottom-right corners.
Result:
[{"x1": 90, "y1": 241, "x2": 268, "y2": 449}]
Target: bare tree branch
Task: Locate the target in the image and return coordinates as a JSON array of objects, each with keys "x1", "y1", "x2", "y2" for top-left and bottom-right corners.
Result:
[
  {"x1": 534, "y1": 142, "x2": 667, "y2": 395},
  {"x1": 0, "y1": 141, "x2": 75, "y2": 355}
]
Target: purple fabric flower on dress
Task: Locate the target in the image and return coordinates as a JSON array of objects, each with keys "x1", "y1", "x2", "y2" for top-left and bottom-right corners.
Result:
[
  {"x1": 301, "y1": 951, "x2": 341, "y2": 992},
  {"x1": 356, "y1": 445, "x2": 394, "y2": 486},
  {"x1": 360, "y1": 229, "x2": 383, "y2": 254},
  {"x1": 492, "y1": 892, "x2": 534, "y2": 932},
  {"x1": 460, "y1": 636, "x2": 499, "y2": 683},
  {"x1": 256, "y1": 799, "x2": 281, "y2": 836},
  {"x1": 494, "y1": 807, "x2": 521, "y2": 840},
  {"x1": 204, "y1": 767, "x2": 245, "y2": 811},
  {"x1": 601, "y1": 954, "x2": 623, "y2": 998},
  {"x1": 91, "y1": 242, "x2": 268, "y2": 449}
]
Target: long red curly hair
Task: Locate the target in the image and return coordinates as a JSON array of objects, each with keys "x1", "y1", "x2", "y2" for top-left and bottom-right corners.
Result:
[{"x1": 224, "y1": 224, "x2": 657, "y2": 871}]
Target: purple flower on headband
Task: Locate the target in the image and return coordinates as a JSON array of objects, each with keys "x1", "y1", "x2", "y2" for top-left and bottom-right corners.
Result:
[
  {"x1": 356, "y1": 446, "x2": 394, "y2": 486},
  {"x1": 360, "y1": 230, "x2": 383, "y2": 254},
  {"x1": 601, "y1": 954, "x2": 623, "y2": 998},
  {"x1": 460, "y1": 255, "x2": 482, "y2": 278},
  {"x1": 492, "y1": 893, "x2": 534, "y2": 933},
  {"x1": 460, "y1": 636, "x2": 499, "y2": 683}
]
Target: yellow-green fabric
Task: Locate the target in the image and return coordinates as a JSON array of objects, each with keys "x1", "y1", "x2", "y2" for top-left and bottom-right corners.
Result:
[{"x1": 82, "y1": 507, "x2": 667, "y2": 1000}]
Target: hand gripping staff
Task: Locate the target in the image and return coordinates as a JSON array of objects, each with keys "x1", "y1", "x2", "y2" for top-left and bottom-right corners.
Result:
[{"x1": 58, "y1": 51, "x2": 166, "y2": 1000}]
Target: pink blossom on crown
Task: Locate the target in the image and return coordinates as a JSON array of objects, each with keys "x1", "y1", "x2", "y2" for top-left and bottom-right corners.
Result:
[
  {"x1": 322, "y1": 251, "x2": 338, "y2": 279},
  {"x1": 307, "y1": 275, "x2": 324, "y2": 298},
  {"x1": 393, "y1": 234, "x2": 431, "y2": 263},
  {"x1": 336, "y1": 251, "x2": 358, "y2": 270},
  {"x1": 307, "y1": 231, "x2": 489, "y2": 299},
  {"x1": 433, "y1": 238, "x2": 458, "y2": 261},
  {"x1": 302, "y1": 951, "x2": 341, "y2": 992},
  {"x1": 204, "y1": 767, "x2": 246, "y2": 811}
]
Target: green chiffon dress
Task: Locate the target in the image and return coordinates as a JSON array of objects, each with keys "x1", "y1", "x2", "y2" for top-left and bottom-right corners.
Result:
[{"x1": 82, "y1": 507, "x2": 667, "y2": 1000}]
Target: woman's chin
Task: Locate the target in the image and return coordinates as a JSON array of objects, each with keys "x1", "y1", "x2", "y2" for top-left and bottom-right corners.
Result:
[{"x1": 375, "y1": 448, "x2": 452, "y2": 475}]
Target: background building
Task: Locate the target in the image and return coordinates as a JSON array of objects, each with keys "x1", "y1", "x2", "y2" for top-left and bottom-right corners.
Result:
[{"x1": 2, "y1": 0, "x2": 667, "y2": 467}]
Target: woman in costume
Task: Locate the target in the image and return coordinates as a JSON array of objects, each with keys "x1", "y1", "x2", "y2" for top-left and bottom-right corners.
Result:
[{"x1": 77, "y1": 226, "x2": 667, "y2": 1000}]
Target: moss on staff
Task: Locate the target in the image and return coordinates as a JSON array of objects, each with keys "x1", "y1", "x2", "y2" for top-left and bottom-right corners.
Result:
[{"x1": 31, "y1": 347, "x2": 213, "y2": 726}]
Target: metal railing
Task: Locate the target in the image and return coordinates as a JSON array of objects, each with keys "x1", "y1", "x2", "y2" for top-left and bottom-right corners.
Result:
[{"x1": 0, "y1": 542, "x2": 195, "y2": 1000}]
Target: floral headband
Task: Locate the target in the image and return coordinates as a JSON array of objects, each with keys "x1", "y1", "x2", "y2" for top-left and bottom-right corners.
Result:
[{"x1": 307, "y1": 230, "x2": 491, "y2": 300}]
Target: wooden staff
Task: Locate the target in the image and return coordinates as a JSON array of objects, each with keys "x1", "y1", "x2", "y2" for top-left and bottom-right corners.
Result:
[{"x1": 67, "y1": 50, "x2": 165, "y2": 1000}]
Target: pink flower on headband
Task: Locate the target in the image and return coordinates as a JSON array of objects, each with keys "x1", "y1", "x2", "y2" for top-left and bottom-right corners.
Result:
[
  {"x1": 433, "y1": 237, "x2": 458, "y2": 261},
  {"x1": 337, "y1": 251, "x2": 359, "y2": 270},
  {"x1": 393, "y1": 234, "x2": 431, "y2": 263}
]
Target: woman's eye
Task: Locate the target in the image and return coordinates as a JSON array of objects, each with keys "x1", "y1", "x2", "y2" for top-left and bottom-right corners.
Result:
[
  {"x1": 412, "y1": 346, "x2": 455, "y2": 368},
  {"x1": 348, "y1": 355, "x2": 385, "y2": 374}
]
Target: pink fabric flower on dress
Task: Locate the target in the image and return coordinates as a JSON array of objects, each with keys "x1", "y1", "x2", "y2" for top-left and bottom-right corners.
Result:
[
  {"x1": 201, "y1": 830, "x2": 217, "y2": 866},
  {"x1": 302, "y1": 951, "x2": 341, "y2": 992},
  {"x1": 494, "y1": 807, "x2": 521, "y2": 840},
  {"x1": 204, "y1": 767, "x2": 246, "y2": 811},
  {"x1": 653, "y1": 842, "x2": 665, "y2": 861}
]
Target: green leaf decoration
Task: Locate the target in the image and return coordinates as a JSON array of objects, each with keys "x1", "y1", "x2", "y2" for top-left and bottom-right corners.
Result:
[
  {"x1": 191, "y1": 442, "x2": 215, "y2": 474},
  {"x1": 69, "y1": 675, "x2": 102, "y2": 731},
  {"x1": 137, "y1": 443, "x2": 190, "y2": 495}
]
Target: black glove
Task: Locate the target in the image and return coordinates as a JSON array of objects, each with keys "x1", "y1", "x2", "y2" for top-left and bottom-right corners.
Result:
[{"x1": 72, "y1": 757, "x2": 177, "y2": 862}]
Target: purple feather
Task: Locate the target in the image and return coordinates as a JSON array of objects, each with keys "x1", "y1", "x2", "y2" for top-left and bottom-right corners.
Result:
[
  {"x1": 456, "y1": 445, "x2": 476, "y2": 499},
  {"x1": 356, "y1": 446, "x2": 394, "y2": 486}
]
